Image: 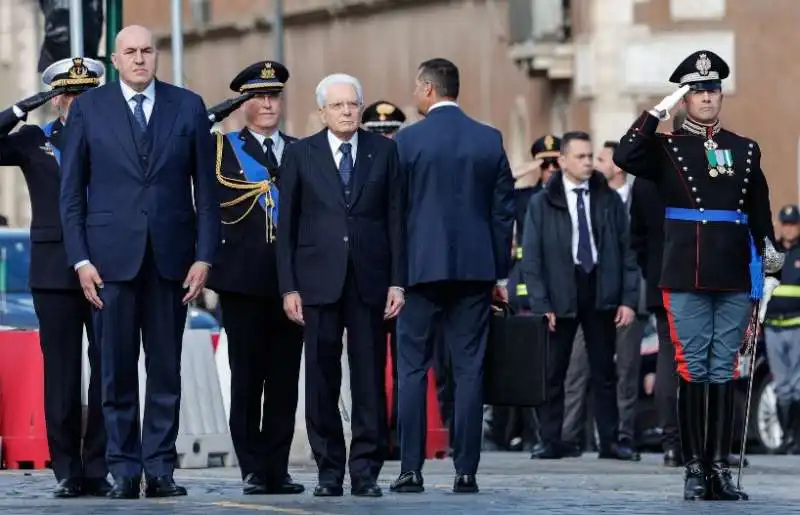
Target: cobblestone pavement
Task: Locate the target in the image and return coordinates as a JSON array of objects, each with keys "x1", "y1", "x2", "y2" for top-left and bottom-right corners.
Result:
[{"x1": 1, "y1": 452, "x2": 800, "y2": 514}]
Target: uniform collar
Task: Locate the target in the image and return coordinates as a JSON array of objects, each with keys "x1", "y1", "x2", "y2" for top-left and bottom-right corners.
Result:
[{"x1": 681, "y1": 116, "x2": 721, "y2": 138}]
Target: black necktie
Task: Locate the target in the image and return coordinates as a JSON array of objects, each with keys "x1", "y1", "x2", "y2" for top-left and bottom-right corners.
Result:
[
  {"x1": 263, "y1": 138, "x2": 279, "y2": 170},
  {"x1": 575, "y1": 188, "x2": 594, "y2": 273}
]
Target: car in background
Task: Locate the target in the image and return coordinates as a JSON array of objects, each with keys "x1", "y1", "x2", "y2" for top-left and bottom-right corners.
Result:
[{"x1": 0, "y1": 228, "x2": 220, "y2": 331}]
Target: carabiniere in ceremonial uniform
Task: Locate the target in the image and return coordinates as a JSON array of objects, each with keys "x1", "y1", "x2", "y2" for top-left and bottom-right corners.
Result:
[
  {"x1": 614, "y1": 50, "x2": 781, "y2": 501},
  {"x1": 205, "y1": 60, "x2": 304, "y2": 496},
  {"x1": 0, "y1": 57, "x2": 111, "y2": 498}
]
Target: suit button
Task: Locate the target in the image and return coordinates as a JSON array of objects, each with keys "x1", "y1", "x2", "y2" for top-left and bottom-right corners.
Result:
[{"x1": 141, "y1": 209, "x2": 147, "y2": 215}]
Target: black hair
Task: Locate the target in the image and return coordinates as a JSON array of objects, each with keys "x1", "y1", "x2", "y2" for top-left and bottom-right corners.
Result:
[
  {"x1": 418, "y1": 58, "x2": 460, "y2": 100},
  {"x1": 561, "y1": 131, "x2": 591, "y2": 154}
]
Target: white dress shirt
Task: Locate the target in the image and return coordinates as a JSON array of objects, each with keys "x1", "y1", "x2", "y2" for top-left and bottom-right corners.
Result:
[
  {"x1": 427, "y1": 100, "x2": 459, "y2": 113},
  {"x1": 120, "y1": 79, "x2": 156, "y2": 124},
  {"x1": 327, "y1": 129, "x2": 358, "y2": 167},
  {"x1": 562, "y1": 174, "x2": 599, "y2": 266},
  {"x1": 615, "y1": 182, "x2": 631, "y2": 205},
  {"x1": 248, "y1": 129, "x2": 285, "y2": 165}
]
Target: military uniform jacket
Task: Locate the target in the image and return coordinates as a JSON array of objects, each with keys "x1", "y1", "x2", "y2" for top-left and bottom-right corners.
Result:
[
  {"x1": 0, "y1": 108, "x2": 79, "y2": 291},
  {"x1": 206, "y1": 128, "x2": 297, "y2": 298},
  {"x1": 613, "y1": 111, "x2": 774, "y2": 293}
]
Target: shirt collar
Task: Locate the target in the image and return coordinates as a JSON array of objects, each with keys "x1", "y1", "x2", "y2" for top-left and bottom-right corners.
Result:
[
  {"x1": 248, "y1": 128, "x2": 282, "y2": 148},
  {"x1": 562, "y1": 173, "x2": 589, "y2": 193},
  {"x1": 120, "y1": 79, "x2": 156, "y2": 104},
  {"x1": 615, "y1": 182, "x2": 631, "y2": 202},
  {"x1": 428, "y1": 100, "x2": 459, "y2": 113},
  {"x1": 327, "y1": 129, "x2": 358, "y2": 154}
]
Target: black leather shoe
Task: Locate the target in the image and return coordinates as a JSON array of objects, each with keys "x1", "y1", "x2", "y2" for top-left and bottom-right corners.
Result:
[
  {"x1": 265, "y1": 475, "x2": 304, "y2": 495},
  {"x1": 598, "y1": 442, "x2": 640, "y2": 461},
  {"x1": 453, "y1": 474, "x2": 478, "y2": 494},
  {"x1": 242, "y1": 473, "x2": 268, "y2": 495},
  {"x1": 530, "y1": 442, "x2": 562, "y2": 459},
  {"x1": 683, "y1": 460, "x2": 706, "y2": 500},
  {"x1": 663, "y1": 448, "x2": 681, "y2": 467},
  {"x1": 313, "y1": 484, "x2": 344, "y2": 497},
  {"x1": 53, "y1": 478, "x2": 83, "y2": 498},
  {"x1": 708, "y1": 462, "x2": 747, "y2": 500},
  {"x1": 352, "y1": 483, "x2": 382, "y2": 497},
  {"x1": 389, "y1": 471, "x2": 424, "y2": 493},
  {"x1": 144, "y1": 476, "x2": 187, "y2": 498},
  {"x1": 83, "y1": 477, "x2": 113, "y2": 497},
  {"x1": 108, "y1": 477, "x2": 140, "y2": 499}
]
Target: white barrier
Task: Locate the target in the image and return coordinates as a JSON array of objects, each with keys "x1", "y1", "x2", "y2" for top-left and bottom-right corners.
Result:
[{"x1": 214, "y1": 330, "x2": 232, "y2": 421}]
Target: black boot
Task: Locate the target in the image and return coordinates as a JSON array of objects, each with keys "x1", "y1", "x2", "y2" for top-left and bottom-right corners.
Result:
[
  {"x1": 706, "y1": 382, "x2": 747, "y2": 500},
  {"x1": 776, "y1": 402, "x2": 794, "y2": 454},
  {"x1": 790, "y1": 401, "x2": 800, "y2": 455},
  {"x1": 678, "y1": 380, "x2": 707, "y2": 500}
]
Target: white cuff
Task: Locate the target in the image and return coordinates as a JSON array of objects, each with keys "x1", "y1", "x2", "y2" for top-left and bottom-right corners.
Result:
[
  {"x1": 12, "y1": 106, "x2": 24, "y2": 119},
  {"x1": 74, "y1": 259, "x2": 91, "y2": 270}
]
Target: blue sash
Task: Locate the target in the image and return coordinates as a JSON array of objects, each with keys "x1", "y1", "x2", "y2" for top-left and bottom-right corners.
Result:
[
  {"x1": 664, "y1": 207, "x2": 762, "y2": 301},
  {"x1": 43, "y1": 120, "x2": 60, "y2": 165},
  {"x1": 226, "y1": 132, "x2": 278, "y2": 224}
]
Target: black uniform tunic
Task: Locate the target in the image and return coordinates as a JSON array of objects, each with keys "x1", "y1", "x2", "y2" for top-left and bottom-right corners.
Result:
[{"x1": 614, "y1": 111, "x2": 774, "y2": 293}]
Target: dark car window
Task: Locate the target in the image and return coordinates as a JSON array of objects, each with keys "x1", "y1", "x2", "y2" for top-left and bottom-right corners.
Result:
[{"x1": 0, "y1": 233, "x2": 31, "y2": 293}]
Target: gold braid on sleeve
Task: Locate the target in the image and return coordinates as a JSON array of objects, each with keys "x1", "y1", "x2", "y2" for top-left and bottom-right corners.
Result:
[{"x1": 215, "y1": 132, "x2": 277, "y2": 242}]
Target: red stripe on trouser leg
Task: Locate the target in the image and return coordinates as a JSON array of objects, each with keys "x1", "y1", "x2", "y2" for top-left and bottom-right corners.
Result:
[{"x1": 662, "y1": 289, "x2": 692, "y2": 381}]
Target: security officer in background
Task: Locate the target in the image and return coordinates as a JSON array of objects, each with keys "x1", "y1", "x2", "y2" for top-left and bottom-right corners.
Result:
[
  {"x1": 0, "y1": 57, "x2": 110, "y2": 497},
  {"x1": 205, "y1": 60, "x2": 304, "y2": 495},
  {"x1": 614, "y1": 50, "x2": 779, "y2": 501},
  {"x1": 513, "y1": 135, "x2": 560, "y2": 245},
  {"x1": 763, "y1": 205, "x2": 800, "y2": 455},
  {"x1": 361, "y1": 100, "x2": 406, "y2": 138}
]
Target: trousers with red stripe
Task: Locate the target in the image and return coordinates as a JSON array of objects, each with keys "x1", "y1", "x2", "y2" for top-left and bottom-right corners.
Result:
[{"x1": 662, "y1": 289, "x2": 752, "y2": 501}]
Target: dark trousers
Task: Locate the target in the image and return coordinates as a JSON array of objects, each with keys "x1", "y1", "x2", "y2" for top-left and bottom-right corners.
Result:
[
  {"x1": 654, "y1": 307, "x2": 680, "y2": 452},
  {"x1": 303, "y1": 268, "x2": 387, "y2": 487},
  {"x1": 95, "y1": 241, "x2": 187, "y2": 479},
  {"x1": 32, "y1": 289, "x2": 106, "y2": 481},
  {"x1": 537, "y1": 268, "x2": 619, "y2": 449},
  {"x1": 219, "y1": 292, "x2": 303, "y2": 483},
  {"x1": 396, "y1": 280, "x2": 493, "y2": 475}
]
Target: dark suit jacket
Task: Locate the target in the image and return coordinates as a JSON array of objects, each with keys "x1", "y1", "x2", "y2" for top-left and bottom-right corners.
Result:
[
  {"x1": 60, "y1": 80, "x2": 220, "y2": 282},
  {"x1": 629, "y1": 176, "x2": 665, "y2": 311},
  {"x1": 277, "y1": 128, "x2": 406, "y2": 307},
  {"x1": 394, "y1": 105, "x2": 515, "y2": 287},
  {"x1": 206, "y1": 129, "x2": 297, "y2": 298},
  {"x1": 0, "y1": 109, "x2": 78, "y2": 290}
]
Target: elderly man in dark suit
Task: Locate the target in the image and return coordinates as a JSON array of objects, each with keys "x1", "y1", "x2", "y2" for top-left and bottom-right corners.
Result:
[
  {"x1": 390, "y1": 58, "x2": 515, "y2": 494},
  {"x1": 60, "y1": 25, "x2": 219, "y2": 499},
  {"x1": 277, "y1": 74, "x2": 406, "y2": 498}
]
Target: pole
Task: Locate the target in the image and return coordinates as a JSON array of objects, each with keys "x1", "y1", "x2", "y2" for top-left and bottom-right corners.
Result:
[
  {"x1": 105, "y1": 0, "x2": 123, "y2": 82},
  {"x1": 171, "y1": 0, "x2": 184, "y2": 87},
  {"x1": 69, "y1": 0, "x2": 84, "y2": 56},
  {"x1": 274, "y1": 0, "x2": 284, "y2": 131}
]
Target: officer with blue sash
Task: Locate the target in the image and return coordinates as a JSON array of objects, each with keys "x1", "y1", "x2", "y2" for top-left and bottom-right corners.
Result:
[
  {"x1": 614, "y1": 50, "x2": 777, "y2": 501},
  {"x1": 0, "y1": 57, "x2": 110, "y2": 498},
  {"x1": 205, "y1": 60, "x2": 304, "y2": 496}
]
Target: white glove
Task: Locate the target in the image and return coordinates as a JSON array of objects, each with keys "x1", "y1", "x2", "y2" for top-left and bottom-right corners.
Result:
[
  {"x1": 758, "y1": 276, "x2": 781, "y2": 323},
  {"x1": 649, "y1": 85, "x2": 691, "y2": 121}
]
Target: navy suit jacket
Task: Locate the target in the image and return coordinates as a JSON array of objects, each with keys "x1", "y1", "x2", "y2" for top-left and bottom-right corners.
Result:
[
  {"x1": 394, "y1": 105, "x2": 515, "y2": 287},
  {"x1": 276, "y1": 128, "x2": 406, "y2": 307},
  {"x1": 59, "y1": 80, "x2": 219, "y2": 282}
]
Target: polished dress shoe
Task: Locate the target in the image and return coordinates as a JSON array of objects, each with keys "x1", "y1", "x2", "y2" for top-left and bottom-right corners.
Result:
[
  {"x1": 242, "y1": 473, "x2": 268, "y2": 495},
  {"x1": 389, "y1": 471, "x2": 424, "y2": 493},
  {"x1": 351, "y1": 483, "x2": 382, "y2": 497},
  {"x1": 108, "y1": 477, "x2": 140, "y2": 499},
  {"x1": 530, "y1": 442, "x2": 562, "y2": 459},
  {"x1": 53, "y1": 478, "x2": 83, "y2": 498},
  {"x1": 313, "y1": 484, "x2": 344, "y2": 497},
  {"x1": 83, "y1": 477, "x2": 113, "y2": 497},
  {"x1": 598, "y1": 442, "x2": 640, "y2": 461},
  {"x1": 144, "y1": 476, "x2": 187, "y2": 498},
  {"x1": 453, "y1": 474, "x2": 478, "y2": 494},
  {"x1": 663, "y1": 448, "x2": 681, "y2": 467},
  {"x1": 264, "y1": 474, "x2": 304, "y2": 495}
]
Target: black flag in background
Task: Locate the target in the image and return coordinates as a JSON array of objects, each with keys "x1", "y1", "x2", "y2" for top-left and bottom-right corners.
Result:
[{"x1": 37, "y1": 0, "x2": 104, "y2": 73}]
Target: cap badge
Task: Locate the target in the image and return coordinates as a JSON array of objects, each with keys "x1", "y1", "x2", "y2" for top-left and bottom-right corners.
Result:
[
  {"x1": 786, "y1": 206, "x2": 794, "y2": 215},
  {"x1": 695, "y1": 53, "x2": 712, "y2": 77},
  {"x1": 376, "y1": 103, "x2": 395, "y2": 121},
  {"x1": 544, "y1": 134, "x2": 554, "y2": 150},
  {"x1": 260, "y1": 62, "x2": 276, "y2": 80},
  {"x1": 69, "y1": 57, "x2": 89, "y2": 79}
]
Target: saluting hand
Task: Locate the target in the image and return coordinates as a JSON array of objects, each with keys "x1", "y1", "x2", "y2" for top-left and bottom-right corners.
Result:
[
  {"x1": 77, "y1": 264, "x2": 104, "y2": 309},
  {"x1": 384, "y1": 287, "x2": 405, "y2": 320},
  {"x1": 182, "y1": 261, "x2": 210, "y2": 305},
  {"x1": 283, "y1": 292, "x2": 304, "y2": 326}
]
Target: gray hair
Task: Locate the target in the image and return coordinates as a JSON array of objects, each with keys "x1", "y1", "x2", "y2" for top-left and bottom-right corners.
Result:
[{"x1": 315, "y1": 73, "x2": 364, "y2": 109}]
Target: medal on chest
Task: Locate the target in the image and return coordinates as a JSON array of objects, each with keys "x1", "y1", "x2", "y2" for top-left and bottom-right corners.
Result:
[{"x1": 704, "y1": 138, "x2": 733, "y2": 178}]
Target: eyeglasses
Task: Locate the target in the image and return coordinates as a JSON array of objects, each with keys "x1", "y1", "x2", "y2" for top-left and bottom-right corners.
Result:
[
  {"x1": 540, "y1": 159, "x2": 559, "y2": 170},
  {"x1": 325, "y1": 101, "x2": 361, "y2": 111}
]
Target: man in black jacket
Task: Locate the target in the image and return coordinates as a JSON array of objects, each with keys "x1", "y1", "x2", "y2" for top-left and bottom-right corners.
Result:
[
  {"x1": 205, "y1": 60, "x2": 304, "y2": 496},
  {"x1": 522, "y1": 131, "x2": 639, "y2": 460},
  {"x1": 0, "y1": 57, "x2": 110, "y2": 498}
]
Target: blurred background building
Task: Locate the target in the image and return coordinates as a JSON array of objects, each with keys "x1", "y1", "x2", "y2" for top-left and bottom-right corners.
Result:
[{"x1": 0, "y1": 0, "x2": 798, "y2": 225}]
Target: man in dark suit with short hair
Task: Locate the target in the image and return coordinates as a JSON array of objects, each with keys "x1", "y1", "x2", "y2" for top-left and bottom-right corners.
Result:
[
  {"x1": 60, "y1": 25, "x2": 219, "y2": 499},
  {"x1": 277, "y1": 73, "x2": 406, "y2": 498},
  {"x1": 390, "y1": 58, "x2": 515, "y2": 494}
]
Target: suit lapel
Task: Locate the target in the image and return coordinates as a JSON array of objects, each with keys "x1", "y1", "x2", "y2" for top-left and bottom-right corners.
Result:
[
  {"x1": 309, "y1": 129, "x2": 345, "y2": 207},
  {"x1": 106, "y1": 83, "x2": 141, "y2": 169},
  {"x1": 349, "y1": 129, "x2": 374, "y2": 207},
  {"x1": 148, "y1": 81, "x2": 179, "y2": 173}
]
